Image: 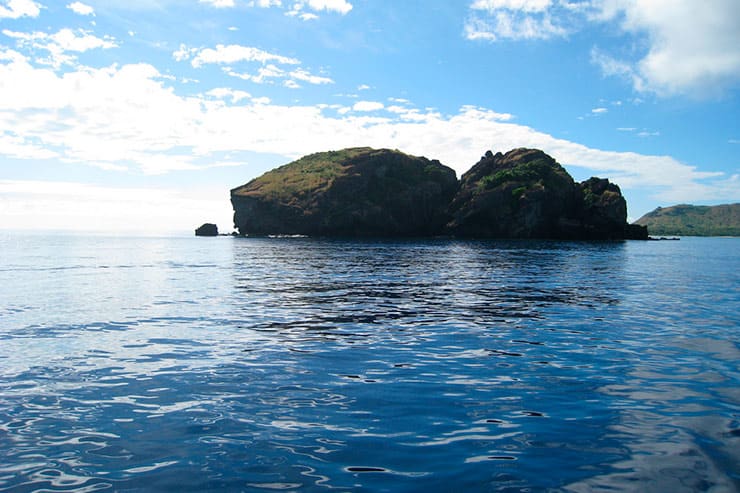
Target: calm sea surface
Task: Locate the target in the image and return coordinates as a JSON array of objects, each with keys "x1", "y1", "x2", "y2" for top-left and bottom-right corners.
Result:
[{"x1": 0, "y1": 233, "x2": 738, "y2": 492}]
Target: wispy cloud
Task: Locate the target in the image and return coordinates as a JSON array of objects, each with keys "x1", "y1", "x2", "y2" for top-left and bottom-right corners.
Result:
[
  {"x1": 465, "y1": 0, "x2": 573, "y2": 41},
  {"x1": 2, "y1": 28, "x2": 117, "y2": 67},
  {"x1": 175, "y1": 44, "x2": 332, "y2": 87},
  {"x1": 185, "y1": 44, "x2": 300, "y2": 67},
  {"x1": 199, "y1": 0, "x2": 235, "y2": 7},
  {"x1": 0, "y1": 0, "x2": 40, "y2": 19},
  {"x1": 249, "y1": 0, "x2": 352, "y2": 20}
]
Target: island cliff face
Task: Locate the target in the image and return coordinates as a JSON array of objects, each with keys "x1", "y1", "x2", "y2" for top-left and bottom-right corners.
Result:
[
  {"x1": 231, "y1": 147, "x2": 648, "y2": 240},
  {"x1": 448, "y1": 149, "x2": 578, "y2": 238}
]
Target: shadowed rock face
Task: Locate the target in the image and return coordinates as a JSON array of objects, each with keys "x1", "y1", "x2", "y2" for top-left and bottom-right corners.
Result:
[
  {"x1": 195, "y1": 223, "x2": 218, "y2": 236},
  {"x1": 231, "y1": 147, "x2": 459, "y2": 237},
  {"x1": 231, "y1": 147, "x2": 647, "y2": 240},
  {"x1": 446, "y1": 149, "x2": 646, "y2": 240},
  {"x1": 447, "y1": 149, "x2": 579, "y2": 238}
]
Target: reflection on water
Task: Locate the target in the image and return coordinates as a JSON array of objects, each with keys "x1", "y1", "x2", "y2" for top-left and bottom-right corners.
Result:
[{"x1": 0, "y1": 234, "x2": 738, "y2": 492}]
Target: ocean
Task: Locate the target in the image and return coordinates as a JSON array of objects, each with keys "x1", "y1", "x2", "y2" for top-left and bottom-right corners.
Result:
[{"x1": 0, "y1": 233, "x2": 738, "y2": 492}]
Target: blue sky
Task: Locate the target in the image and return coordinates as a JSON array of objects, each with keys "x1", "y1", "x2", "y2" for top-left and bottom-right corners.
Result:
[{"x1": 0, "y1": 0, "x2": 738, "y2": 233}]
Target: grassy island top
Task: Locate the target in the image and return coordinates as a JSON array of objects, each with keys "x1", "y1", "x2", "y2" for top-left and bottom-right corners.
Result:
[{"x1": 231, "y1": 147, "x2": 449, "y2": 202}]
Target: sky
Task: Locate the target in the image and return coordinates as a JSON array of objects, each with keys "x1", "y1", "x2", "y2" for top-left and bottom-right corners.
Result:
[{"x1": 0, "y1": 0, "x2": 738, "y2": 234}]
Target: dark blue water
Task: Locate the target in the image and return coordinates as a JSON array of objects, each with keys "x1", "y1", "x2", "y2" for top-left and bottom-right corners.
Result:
[{"x1": 1, "y1": 233, "x2": 738, "y2": 492}]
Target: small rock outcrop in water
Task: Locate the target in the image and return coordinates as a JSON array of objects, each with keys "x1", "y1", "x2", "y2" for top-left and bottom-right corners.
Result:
[
  {"x1": 231, "y1": 147, "x2": 647, "y2": 240},
  {"x1": 195, "y1": 223, "x2": 218, "y2": 236},
  {"x1": 231, "y1": 147, "x2": 458, "y2": 237}
]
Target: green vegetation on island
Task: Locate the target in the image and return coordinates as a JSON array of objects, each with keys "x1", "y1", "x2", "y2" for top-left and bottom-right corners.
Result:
[{"x1": 635, "y1": 204, "x2": 740, "y2": 236}]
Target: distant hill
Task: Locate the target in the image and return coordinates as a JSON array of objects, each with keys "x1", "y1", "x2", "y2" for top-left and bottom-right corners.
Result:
[{"x1": 635, "y1": 204, "x2": 740, "y2": 236}]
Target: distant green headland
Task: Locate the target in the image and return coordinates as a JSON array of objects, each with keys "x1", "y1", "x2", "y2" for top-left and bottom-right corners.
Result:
[
  {"x1": 635, "y1": 204, "x2": 740, "y2": 237},
  {"x1": 230, "y1": 147, "x2": 648, "y2": 240}
]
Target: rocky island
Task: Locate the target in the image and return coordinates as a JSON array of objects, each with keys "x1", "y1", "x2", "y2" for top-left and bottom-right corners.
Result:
[{"x1": 231, "y1": 147, "x2": 648, "y2": 240}]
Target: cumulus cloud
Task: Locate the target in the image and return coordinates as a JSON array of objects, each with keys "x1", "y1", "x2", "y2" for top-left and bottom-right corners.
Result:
[
  {"x1": 206, "y1": 87, "x2": 252, "y2": 103},
  {"x1": 0, "y1": 0, "x2": 40, "y2": 19},
  {"x1": 352, "y1": 101, "x2": 384, "y2": 112},
  {"x1": 67, "y1": 1, "x2": 94, "y2": 15},
  {"x1": 467, "y1": 0, "x2": 740, "y2": 97},
  {"x1": 305, "y1": 0, "x2": 352, "y2": 14},
  {"x1": 592, "y1": 0, "x2": 740, "y2": 97},
  {"x1": 0, "y1": 49, "x2": 735, "y2": 209}
]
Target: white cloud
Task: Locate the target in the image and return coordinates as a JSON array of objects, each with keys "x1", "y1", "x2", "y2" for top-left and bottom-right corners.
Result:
[
  {"x1": 67, "y1": 2, "x2": 94, "y2": 15},
  {"x1": 2, "y1": 28, "x2": 117, "y2": 67},
  {"x1": 173, "y1": 44, "x2": 198, "y2": 62},
  {"x1": 285, "y1": 0, "x2": 352, "y2": 19},
  {"x1": 465, "y1": 0, "x2": 570, "y2": 41},
  {"x1": 248, "y1": 0, "x2": 351, "y2": 19},
  {"x1": 182, "y1": 45, "x2": 332, "y2": 87},
  {"x1": 352, "y1": 101, "x2": 384, "y2": 112},
  {"x1": 207, "y1": 87, "x2": 252, "y2": 103},
  {"x1": 224, "y1": 64, "x2": 287, "y2": 84},
  {"x1": 0, "y1": 50, "x2": 736, "y2": 213},
  {"x1": 289, "y1": 68, "x2": 334, "y2": 85},
  {"x1": 188, "y1": 44, "x2": 300, "y2": 68},
  {"x1": 199, "y1": 0, "x2": 235, "y2": 7},
  {"x1": 0, "y1": 0, "x2": 40, "y2": 19},
  {"x1": 249, "y1": 0, "x2": 282, "y2": 6},
  {"x1": 471, "y1": 0, "x2": 552, "y2": 13},
  {"x1": 467, "y1": 0, "x2": 740, "y2": 97},
  {"x1": 591, "y1": 107, "x2": 607, "y2": 114},
  {"x1": 591, "y1": 0, "x2": 740, "y2": 97},
  {"x1": 305, "y1": 0, "x2": 352, "y2": 14},
  {"x1": 0, "y1": 132, "x2": 58, "y2": 160}
]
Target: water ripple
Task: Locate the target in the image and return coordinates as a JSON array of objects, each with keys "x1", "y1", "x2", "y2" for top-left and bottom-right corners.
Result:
[{"x1": 0, "y1": 236, "x2": 738, "y2": 491}]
